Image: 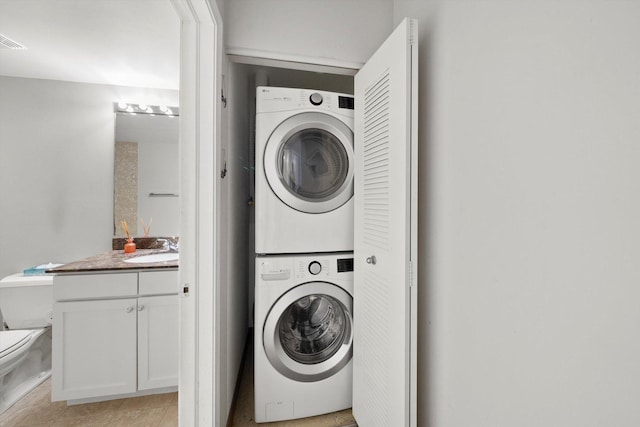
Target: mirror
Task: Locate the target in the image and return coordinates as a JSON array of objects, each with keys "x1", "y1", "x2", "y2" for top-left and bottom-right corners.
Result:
[{"x1": 113, "y1": 103, "x2": 179, "y2": 237}]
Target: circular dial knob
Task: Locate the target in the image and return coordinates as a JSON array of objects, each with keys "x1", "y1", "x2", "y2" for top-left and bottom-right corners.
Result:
[
  {"x1": 309, "y1": 92, "x2": 323, "y2": 106},
  {"x1": 308, "y1": 261, "x2": 322, "y2": 275}
]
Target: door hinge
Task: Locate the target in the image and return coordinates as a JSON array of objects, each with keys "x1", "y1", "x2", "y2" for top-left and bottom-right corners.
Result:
[
  {"x1": 408, "y1": 18, "x2": 417, "y2": 46},
  {"x1": 183, "y1": 283, "x2": 190, "y2": 296},
  {"x1": 221, "y1": 89, "x2": 227, "y2": 108}
]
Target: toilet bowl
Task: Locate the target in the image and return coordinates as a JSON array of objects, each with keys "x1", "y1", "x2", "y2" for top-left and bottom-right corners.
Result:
[
  {"x1": 0, "y1": 273, "x2": 53, "y2": 414},
  {"x1": 0, "y1": 329, "x2": 47, "y2": 378}
]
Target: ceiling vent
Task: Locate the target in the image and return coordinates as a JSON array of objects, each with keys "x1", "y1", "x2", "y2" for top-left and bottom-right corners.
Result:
[{"x1": 0, "y1": 33, "x2": 26, "y2": 50}]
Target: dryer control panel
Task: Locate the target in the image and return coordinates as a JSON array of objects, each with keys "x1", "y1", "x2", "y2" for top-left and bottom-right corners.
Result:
[
  {"x1": 257, "y1": 86, "x2": 354, "y2": 116},
  {"x1": 294, "y1": 256, "x2": 354, "y2": 280}
]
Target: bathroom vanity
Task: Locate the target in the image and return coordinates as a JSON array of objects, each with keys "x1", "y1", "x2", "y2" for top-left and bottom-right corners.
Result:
[{"x1": 47, "y1": 250, "x2": 178, "y2": 403}]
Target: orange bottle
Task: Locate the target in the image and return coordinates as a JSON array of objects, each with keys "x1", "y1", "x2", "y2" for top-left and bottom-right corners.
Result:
[{"x1": 124, "y1": 237, "x2": 136, "y2": 253}]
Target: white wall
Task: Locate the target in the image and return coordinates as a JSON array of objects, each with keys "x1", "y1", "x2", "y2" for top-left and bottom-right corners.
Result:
[
  {"x1": 224, "y1": 0, "x2": 393, "y2": 67},
  {"x1": 0, "y1": 77, "x2": 178, "y2": 279},
  {"x1": 393, "y1": 1, "x2": 640, "y2": 426},
  {"x1": 262, "y1": 64, "x2": 353, "y2": 94},
  {"x1": 219, "y1": 61, "x2": 252, "y2": 423}
]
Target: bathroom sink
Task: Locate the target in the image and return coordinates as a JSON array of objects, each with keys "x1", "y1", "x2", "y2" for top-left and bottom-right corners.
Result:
[{"x1": 125, "y1": 253, "x2": 179, "y2": 264}]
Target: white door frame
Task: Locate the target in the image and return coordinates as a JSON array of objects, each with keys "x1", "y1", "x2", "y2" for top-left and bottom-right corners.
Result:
[
  {"x1": 171, "y1": 4, "x2": 417, "y2": 426},
  {"x1": 171, "y1": 0, "x2": 222, "y2": 425}
]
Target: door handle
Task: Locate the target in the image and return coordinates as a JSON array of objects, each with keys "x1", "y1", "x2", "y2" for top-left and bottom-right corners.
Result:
[
  {"x1": 366, "y1": 256, "x2": 377, "y2": 265},
  {"x1": 137, "y1": 305, "x2": 145, "y2": 312},
  {"x1": 125, "y1": 306, "x2": 135, "y2": 313}
]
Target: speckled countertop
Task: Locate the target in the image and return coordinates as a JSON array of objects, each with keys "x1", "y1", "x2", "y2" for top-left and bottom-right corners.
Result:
[{"x1": 46, "y1": 249, "x2": 179, "y2": 273}]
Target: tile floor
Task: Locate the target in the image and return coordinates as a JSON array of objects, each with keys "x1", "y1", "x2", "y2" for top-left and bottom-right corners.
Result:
[
  {"x1": 0, "y1": 379, "x2": 177, "y2": 426},
  {"x1": 0, "y1": 335, "x2": 356, "y2": 427},
  {"x1": 230, "y1": 337, "x2": 356, "y2": 427}
]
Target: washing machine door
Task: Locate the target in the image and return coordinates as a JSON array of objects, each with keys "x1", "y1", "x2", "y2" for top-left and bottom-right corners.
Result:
[
  {"x1": 264, "y1": 112, "x2": 354, "y2": 213},
  {"x1": 263, "y1": 281, "x2": 353, "y2": 382}
]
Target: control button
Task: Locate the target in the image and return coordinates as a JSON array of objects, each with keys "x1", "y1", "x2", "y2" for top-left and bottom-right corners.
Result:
[
  {"x1": 308, "y1": 261, "x2": 322, "y2": 275},
  {"x1": 309, "y1": 92, "x2": 323, "y2": 106}
]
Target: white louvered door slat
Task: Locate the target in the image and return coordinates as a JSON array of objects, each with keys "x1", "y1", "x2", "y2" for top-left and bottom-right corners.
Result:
[{"x1": 353, "y1": 17, "x2": 418, "y2": 427}]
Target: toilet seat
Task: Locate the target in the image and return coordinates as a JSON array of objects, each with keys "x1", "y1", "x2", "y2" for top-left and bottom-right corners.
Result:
[
  {"x1": 0, "y1": 330, "x2": 36, "y2": 379},
  {"x1": 0, "y1": 330, "x2": 32, "y2": 359}
]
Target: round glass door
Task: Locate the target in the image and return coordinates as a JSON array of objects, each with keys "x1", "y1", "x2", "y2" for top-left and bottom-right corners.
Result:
[
  {"x1": 264, "y1": 112, "x2": 354, "y2": 214},
  {"x1": 263, "y1": 282, "x2": 353, "y2": 382}
]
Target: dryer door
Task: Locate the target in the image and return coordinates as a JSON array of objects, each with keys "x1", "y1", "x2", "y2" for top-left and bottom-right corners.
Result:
[
  {"x1": 263, "y1": 281, "x2": 353, "y2": 382},
  {"x1": 263, "y1": 112, "x2": 354, "y2": 213}
]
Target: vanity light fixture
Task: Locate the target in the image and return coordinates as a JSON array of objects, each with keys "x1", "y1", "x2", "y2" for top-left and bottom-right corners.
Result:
[{"x1": 114, "y1": 102, "x2": 179, "y2": 117}]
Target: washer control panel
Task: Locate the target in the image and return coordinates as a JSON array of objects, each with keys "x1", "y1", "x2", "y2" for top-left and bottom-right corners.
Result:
[
  {"x1": 259, "y1": 254, "x2": 354, "y2": 282},
  {"x1": 290, "y1": 255, "x2": 354, "y2": 280},
  {"x1": 337, "y1": 257, "x2": 354, "y2": 273},
  {"x1": 296, "y1": 259, "x2": 328, "y2": 278}
]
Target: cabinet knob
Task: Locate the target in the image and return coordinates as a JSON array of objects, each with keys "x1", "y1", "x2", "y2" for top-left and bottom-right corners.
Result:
[
  {"x1": 125, "y1": 306, "x2": 135, "y2": 313},
  {"x1": 366, "y1": 255, "x2": 377, "y2": 265},
  {"x1": 137, "y1": 305, "x2": 145, "y2": 311}
]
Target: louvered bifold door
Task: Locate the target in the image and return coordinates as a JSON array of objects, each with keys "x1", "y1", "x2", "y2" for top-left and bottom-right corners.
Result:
[{"x1": 353, "y1": 17, "x2": 418, "y2": 427}]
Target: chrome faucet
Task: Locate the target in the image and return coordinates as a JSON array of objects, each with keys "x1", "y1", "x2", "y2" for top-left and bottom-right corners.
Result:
[{"x1": 159, "y1": 239, "x2": 180, "y2": 252}]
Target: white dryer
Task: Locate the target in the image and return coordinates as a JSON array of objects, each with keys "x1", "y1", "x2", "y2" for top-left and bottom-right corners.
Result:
[
  {"x1": 255, "y1": 253, "x2": 354, "y2": 423},
  {"x1": 255, "y1": 86, "x2": 355, "y2": 254}
]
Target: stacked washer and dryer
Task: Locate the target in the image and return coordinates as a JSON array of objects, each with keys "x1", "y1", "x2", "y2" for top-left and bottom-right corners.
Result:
[{"x1": 254, "y1": 86, "x2": 356, "y2": 423}]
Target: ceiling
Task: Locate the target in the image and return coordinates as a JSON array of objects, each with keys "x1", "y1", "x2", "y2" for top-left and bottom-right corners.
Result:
[{"x1": 0, "y1": 0, "x2": 180, "y2": 90}]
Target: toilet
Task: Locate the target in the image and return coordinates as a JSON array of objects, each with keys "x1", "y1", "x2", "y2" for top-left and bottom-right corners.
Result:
[{"x1": 0, "y1": 273, "x2": 53, "y2": 414}]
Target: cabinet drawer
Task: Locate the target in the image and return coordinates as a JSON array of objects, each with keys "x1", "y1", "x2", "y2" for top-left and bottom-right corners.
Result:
[
  {"x1": 139, "y1": 270, "x2": 178, "y2": 295},
  {"x1": 54, "y1": 273, "x2": 138, "y2": 301}
]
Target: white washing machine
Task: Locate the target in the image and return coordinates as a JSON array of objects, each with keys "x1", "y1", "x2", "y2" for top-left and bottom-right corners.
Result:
[
  {"x1": 254, "y1": 253, "x2": 354, "y2": 423},
  {"x1": 255, "y1": 86, "x2": 355, "y2": 255}
]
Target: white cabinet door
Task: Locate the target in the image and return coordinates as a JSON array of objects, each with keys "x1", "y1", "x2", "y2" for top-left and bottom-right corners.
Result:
[
  {"x1": 52, "y1": 298, "x2": 138, "y2": 401},
  {"x1": 137, "y1": 295, "x2": 179, "y2": 390},
  {"x1": 353, "y1": 17, "x2": 419, "y2": 427}
]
